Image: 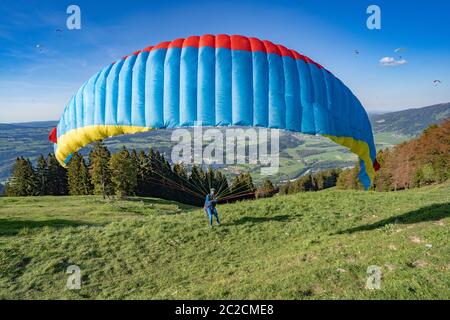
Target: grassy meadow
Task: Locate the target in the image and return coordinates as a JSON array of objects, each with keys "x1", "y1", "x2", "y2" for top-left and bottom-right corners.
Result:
[{"x1": 0, "y1": 183, "x2": 449, "y2": 299}]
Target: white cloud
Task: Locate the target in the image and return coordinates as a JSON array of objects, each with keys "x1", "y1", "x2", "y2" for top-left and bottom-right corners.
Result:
[{"x1": 379, "y1": 56, "x2": 407, "y2": 67}]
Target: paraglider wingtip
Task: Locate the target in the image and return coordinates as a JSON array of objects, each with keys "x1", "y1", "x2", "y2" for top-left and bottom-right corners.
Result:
[
  {"x1": 373, "y1": 160, "x2": 381, "y2": 172},
  {"x1": 48, "y1": 127, "x2": 57, "y2": 143}
]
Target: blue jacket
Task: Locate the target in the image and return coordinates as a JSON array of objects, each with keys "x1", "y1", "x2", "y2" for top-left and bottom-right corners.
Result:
[{"x1": 204, "y1": 194, "x2": 217, "y2": 208}]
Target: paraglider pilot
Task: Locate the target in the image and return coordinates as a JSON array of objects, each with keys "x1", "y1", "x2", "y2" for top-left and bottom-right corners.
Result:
[{"x1": 205, "y1": 188, "x2": 220, "y2": 226}]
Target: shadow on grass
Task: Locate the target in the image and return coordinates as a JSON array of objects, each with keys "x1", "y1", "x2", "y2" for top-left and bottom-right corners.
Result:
[
  {"x1": 227, "y1": 215, "x2": 291, "y2": 226},
  {"x1": 0, "y1": 219, "x2": 95, "y2": 236},
  {"x1": 339, "y1": 203, "x2": 450, "y2": 234}
]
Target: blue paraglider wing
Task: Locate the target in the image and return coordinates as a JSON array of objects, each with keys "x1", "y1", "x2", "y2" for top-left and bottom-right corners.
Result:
[{"x1": 51, "y1": 34, "x2": 378, "y2": 189}]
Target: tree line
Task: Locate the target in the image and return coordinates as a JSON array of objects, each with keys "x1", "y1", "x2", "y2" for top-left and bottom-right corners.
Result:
[
  {"x1": 5, "y1": 119, "x2": 447, "y2": 201},
  {"x1": 278, "y1": 169, "x2": 341, "y2": 195},
  {"x1": 3, "y1": 142, "x2": 259, "y2": 206},
  {"x1": 0, "y1": 141, "x2": 350, "y2": 204},
  {"x1": 337, "y1": 119, "x2": 450, "y2": 191}
]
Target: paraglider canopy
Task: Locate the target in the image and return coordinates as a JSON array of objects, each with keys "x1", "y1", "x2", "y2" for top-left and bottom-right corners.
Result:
[{"x1": 49, "y1": 34, "x2": 379, "y2": 189}]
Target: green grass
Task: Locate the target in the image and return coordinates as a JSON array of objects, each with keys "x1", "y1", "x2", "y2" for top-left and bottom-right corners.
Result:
[
  {"x1": 0, "y1": 183, "x2": 449, "y2": 299},
  {"x1": 374, "y1": 132, "x2": 411, "y2": 149}
]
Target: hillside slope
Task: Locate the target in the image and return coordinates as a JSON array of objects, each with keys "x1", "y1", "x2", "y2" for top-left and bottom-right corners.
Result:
[
  {"x1": 0, "y1": 184, "x2": 449, "y2": 299},
  {"x1": 370, "y1": 102, "x2": 450, "y2": 135}
]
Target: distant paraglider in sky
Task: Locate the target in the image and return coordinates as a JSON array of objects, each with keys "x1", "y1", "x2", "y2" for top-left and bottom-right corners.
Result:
[
  {"x1": 433, "y1": 80, "x2": 442, "y2": 86},
  {"x1": 49, "y1": 34, "x2": 379, "y2": 189},
  {"x1": 394, "y1": 47, "x2": 407, "y2": 60}
]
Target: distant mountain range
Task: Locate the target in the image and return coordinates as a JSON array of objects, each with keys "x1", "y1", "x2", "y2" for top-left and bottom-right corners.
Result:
[
  {"x1": 0, "y1": 121, "x2": 59, "y2": 130},
  {"x1": 369, "y1": 102, "x2": 450, "y2": 135},
  {"x1": 1, "y1": 102, "x2": 449, "y2": 184}
]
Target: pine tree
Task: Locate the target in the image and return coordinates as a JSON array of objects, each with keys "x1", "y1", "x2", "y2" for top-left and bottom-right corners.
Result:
[
  {"x1": 313, "y1": 172, "x2": 325, "y2": 190},
  {"x1": 173, "y1": 163, "x2": 189, "y2": 181},
  {"x1": 336, "y1": 165, "x2": 363, "y2": 190},
  {"x1": 159, "y1": 152, "x2": 175, "y2": 199},
  {"x1": 135, "y1": 150, "x2": 152, "y2": 196},
  {"x1": 241, "y1": 173, "x2": 256, "y2": 194},
  {"x1": 6, "y1": 157, "x2": 38, "y2": 196},
  {"x1": 229, "y1": 173, "x2": 255, "y2": 201},
  {"x1": 109, "y1": 147, "x2": 137, "y2": 197},
  {"x1": 279, "y1": 180, "x2": 291, "y2": 195},
  {"x1": 172, "y1": 162, "x2": 190, "y2": 201},
  {"x1": 214, "y1": 170, "x2": 229, "y2": 198},
  {"x1": 336, "y1": 169, "x2": 351, "y2": 189},
  {"x1": 230, "y1": 174, "x2": 242, "y2": 194},
  {"x1": 67, "y1": 152, "x2": 92, "y2": 195},
  {"x1": 46, "y1": 154, "x2": 68, "y2": 195},
  {"x1": 205, "y1": 166, "x2": 216, "y2": 193},
  {"x1": 89, "y1": 141, "x2": 114, "y2": 198},
  {"x1": 3, "y1": 182, "x2": 10, "y2": 196},
  {"x1": 190, "y1": 165, "x2": 207, "y2": 197},
  {"x1": 35, "y1": 154, "x2": 48, "y2": 195},
  {"x1": 298, "y1": 174, "x2": 314, "y2": 191},
  {"x1": 130, "y1": 149, "x2": 139, "y2": 171},
  {"x1": 256, "y1": 179, "x2": 276, "y2": 199},
  {"x1": 148, "y1": 150, "x2": 173, "y2": 199},
  {"x1": 323, "y1": 169, "x2": 341, "y2": 189},
  {"x1": 146, "y1": 148, "x2": 163, "y2": 198}
]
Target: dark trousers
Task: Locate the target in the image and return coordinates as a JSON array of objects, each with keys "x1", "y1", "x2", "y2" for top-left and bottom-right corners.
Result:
[{"x1": 206, "y1": 207, "x2": 220, "y2": 226}]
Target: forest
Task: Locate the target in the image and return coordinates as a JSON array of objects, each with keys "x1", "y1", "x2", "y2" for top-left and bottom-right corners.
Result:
[
  {"x1": 337, "y1": 119, "x2": 450, "y2": 190},
  {"x1": 3, "y1": 142, "x2": 261, "y2": 206}
]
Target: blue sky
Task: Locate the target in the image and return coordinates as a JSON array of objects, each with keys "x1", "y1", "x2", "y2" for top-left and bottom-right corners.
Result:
[{"x1": 1, "y1": 0, "x2": 449, "y2": 122}]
